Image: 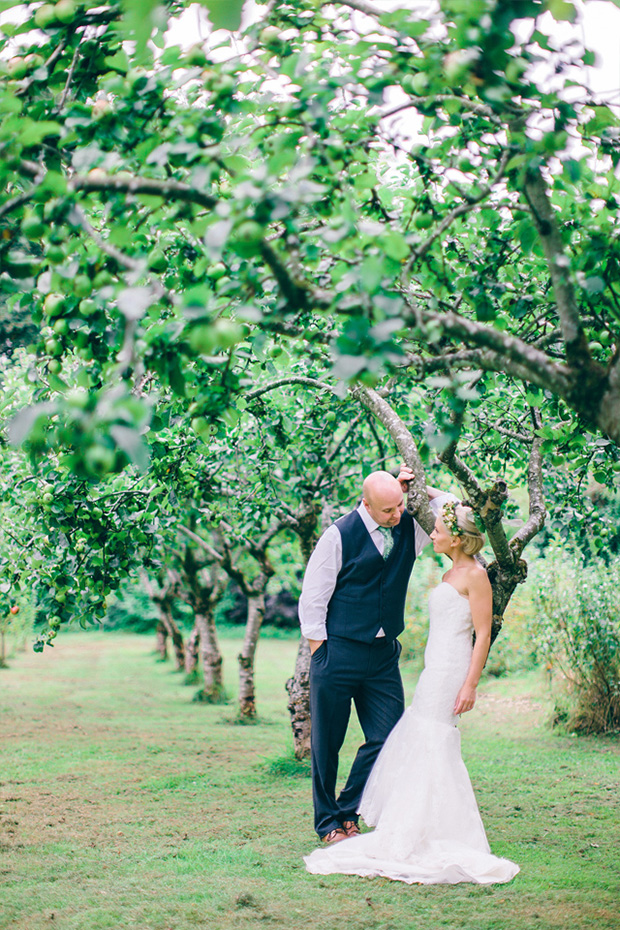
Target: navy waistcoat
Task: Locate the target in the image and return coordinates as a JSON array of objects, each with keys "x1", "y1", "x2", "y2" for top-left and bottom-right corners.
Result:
[{"x1": 326, "y1": 509, "x2": 416, "y2": 643}]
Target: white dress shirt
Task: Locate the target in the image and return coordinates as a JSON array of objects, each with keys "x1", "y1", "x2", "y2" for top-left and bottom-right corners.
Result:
[{"x1": 298, "y1": 494, "x2": 458, "y2": 642}]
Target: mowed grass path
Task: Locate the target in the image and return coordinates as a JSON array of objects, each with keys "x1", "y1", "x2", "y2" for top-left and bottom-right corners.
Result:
[{"x1": 1, "y1": 632, "x2": 619, "y2": 930}]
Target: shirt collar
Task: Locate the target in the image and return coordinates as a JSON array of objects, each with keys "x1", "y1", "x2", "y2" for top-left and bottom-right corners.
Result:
[{"x1": 357, "y1": 501, "x2": 381, "y2": 534}]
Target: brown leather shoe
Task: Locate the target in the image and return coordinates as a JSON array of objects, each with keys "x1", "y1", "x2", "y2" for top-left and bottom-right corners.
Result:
[
  {"x1": 342, "y1": 820, "x2": 360, "y2": 837},
  {"x1": 321, "y1": 828, "x2": 348, "y2": 844}
]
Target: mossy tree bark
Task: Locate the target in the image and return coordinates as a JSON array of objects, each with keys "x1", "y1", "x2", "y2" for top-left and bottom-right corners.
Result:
[{"x1": 178, "y1": 546, "x2": 226, "y2": 704}]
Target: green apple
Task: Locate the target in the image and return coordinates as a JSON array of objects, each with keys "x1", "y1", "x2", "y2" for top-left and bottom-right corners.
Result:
[
  {"x1": 44, "y1": 337, "x2": 63, "y2": 357},
  {"x1": 46, "y1": 245, "x2": 65, "y2": 264},
  {"x1": 53, "y1": 318, "x2": 69, "y2": 335},
  {"x1": 7, "y1": 56, "x2": 30, "y2": 79},
  {"x1": 214, "y1": 318, "x2": 244, "y2": 348},
  {"x1": 54, "y1": 0, "x2": 76, "y2": 24},
  {"x1": 93, "y1": 269, "x2": 114, "y2": 287},
  {"x1": 43, "y1": 292, "x2": 65, "y2": 317},
  {"x1": 34, "y1": 3, "x2": 57, "y2": 29},
  {"x1": 232, "y1": 220, "x2": 264, "y2": 257},
  {"x1": 85, "y1": 444, "x2": 116, "y2": 475},
  {"x1": 21, "y1": 212, "x2": 45, "y2": 239},
  {"x1": 73, "y1": 274, "x2": 92, "y2": 298},
  {"x1": 206, "y1": 262, "x2": 227, "y2": 281},
  {"x1": 78, "y1": 298, "x2": 98, "y2": 317}
]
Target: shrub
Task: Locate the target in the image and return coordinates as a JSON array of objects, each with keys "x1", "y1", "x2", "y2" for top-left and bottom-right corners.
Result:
[{"x1": 532, "y1": 554, "x2": 620, "y2": 733}]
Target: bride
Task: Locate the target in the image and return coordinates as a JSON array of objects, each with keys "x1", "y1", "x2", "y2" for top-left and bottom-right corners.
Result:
[{"x1": 304, "y1": 501, "x2": 519, "y2": 885}]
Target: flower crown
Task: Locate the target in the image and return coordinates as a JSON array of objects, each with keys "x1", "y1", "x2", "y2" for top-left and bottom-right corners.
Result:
[
  {"x1": 441, "y1": 500, "x2": 463, "y2": 537},
  {"x1": 441, "y1": 500, "x2": 485, "y2": 537}
]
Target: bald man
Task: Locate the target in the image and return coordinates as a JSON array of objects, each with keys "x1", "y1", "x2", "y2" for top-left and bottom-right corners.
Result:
[{"x1": 299, "y1": 467, "x2": 455, "y2": 843}]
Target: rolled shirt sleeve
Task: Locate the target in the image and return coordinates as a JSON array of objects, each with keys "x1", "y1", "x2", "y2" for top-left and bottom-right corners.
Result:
[{"x1": 298, "y1": 525, "x2": 342, "y2": 642}]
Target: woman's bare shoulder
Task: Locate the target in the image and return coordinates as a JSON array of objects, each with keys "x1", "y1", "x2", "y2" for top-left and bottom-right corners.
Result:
[{"x1": 466, "y1": 561, "x2": 491, "y2": 592}]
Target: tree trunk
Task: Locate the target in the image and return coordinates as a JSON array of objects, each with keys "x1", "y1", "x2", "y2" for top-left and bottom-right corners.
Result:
[
  {"x1": 194, "y1": 608, "x2": 226, "y2": 704},
  {"x1": 160, "y1": 606, "x2": 185, "y2": 671},
  {"x1": 238, "y1": 593, "x2": 265, "y2": 719},
  {"x1": 286, "y1": 509, "x2": 321, "y2": 759},
  {"x1": 155, "y1": 620, "x2": 168, "y2": 661},
  {"x1": 286, "y1": 635, "x2": 312, "y2": 759},
  {"x1": 184, "y1": 623, "x2": 199, "y2": 678},
  {"x1": 142, "y1": 572, "x2": 184, "y2": 668}
]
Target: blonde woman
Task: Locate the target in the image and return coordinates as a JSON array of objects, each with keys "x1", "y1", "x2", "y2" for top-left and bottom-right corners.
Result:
[{"x1": 305, "y1": 501, "x2": 519, "y2": 885}]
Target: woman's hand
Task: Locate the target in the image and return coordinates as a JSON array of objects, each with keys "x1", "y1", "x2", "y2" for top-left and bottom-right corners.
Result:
[{"x1": 454, "y1": 684, "x2": 477, "y2": 715}]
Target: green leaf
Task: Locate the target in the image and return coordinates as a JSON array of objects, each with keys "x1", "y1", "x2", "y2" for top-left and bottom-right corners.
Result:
[
  {"x1": 353, "y1": 171, "x2": 376, "y2": 190},
  {"x1": 0, "y1": 90, "x2": 22, "y2": 115},
  {"x1": 109, "y1": 425, "x2": 150, "y2": 471},
  {"x1": 121, "y1": 0, "x2": 159, "y2": 56},
  {"x1": 381, "y1": 232, "x2": 409, "y2": 262},
  {"x1": 547, "y1": 0, "x2": 577, "y2": 22},
  {"x1": 19, "y1": 120, "x2": 62, "y2": 145},
  {"x1": 104, "y1": 50, "x2": 130, "y2": 74},
  {"x1": 200, "y1": 0, "x2": 244, "y2": 31},
  {"x1": 360, "y1": 256, "x2": 385, "y2": 293}
]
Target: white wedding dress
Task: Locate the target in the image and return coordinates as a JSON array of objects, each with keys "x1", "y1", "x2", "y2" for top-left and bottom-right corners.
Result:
[{"x1": 304, "y1": 582, "x2": 520, "y2": 884}]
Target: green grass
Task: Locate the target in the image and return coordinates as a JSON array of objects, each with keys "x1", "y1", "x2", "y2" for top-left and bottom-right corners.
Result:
[{"x1": 1, "y1": 632, "x2": 619, "y2": 930}]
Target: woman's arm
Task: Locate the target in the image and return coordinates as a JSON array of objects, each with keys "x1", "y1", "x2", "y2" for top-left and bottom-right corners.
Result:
[{"x1": 453, "y1": 568, "x2": 492, "y2": 715}]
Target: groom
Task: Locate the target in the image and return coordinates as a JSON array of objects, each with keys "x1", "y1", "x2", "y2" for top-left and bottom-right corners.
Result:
[{"x1": 299, "y1": 467, "x2": 454, "y2": 843}]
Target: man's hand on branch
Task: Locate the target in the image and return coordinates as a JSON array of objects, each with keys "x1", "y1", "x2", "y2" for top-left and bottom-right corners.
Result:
[{"x1": 397, "y1": 465, "x2": 415, "y2": 493}]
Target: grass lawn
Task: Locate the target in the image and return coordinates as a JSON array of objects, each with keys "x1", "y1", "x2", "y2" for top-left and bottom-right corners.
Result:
[{"x1": 1, "y1": 631, "x2": 619, "y2": 930}]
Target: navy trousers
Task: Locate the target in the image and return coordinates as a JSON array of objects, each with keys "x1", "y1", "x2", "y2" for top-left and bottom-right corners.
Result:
[{"x1": 309, "y1": 634, "x2": 405, "y2": 838}]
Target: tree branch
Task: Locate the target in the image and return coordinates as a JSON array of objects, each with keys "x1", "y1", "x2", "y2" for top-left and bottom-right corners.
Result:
[
  {"x1": 379, "y1": 96, "x2": 502, "y2": 125},
  {"x1": 522, "y1": 167, "x2": 592, "y2": 368},
  {"x1": 259, "y1": 239, "x2": 332, "y2": 310},
  {"x1": 405, "y1": 148, "x2": 511, "y2": 269},
  {"x1": 412, "y1": 307, "x2": 575, "y2": 396},
  {"x1": 352, "y1": 385, "x2": 434, "y2": 531},
  {"x1": 245, "y1": 376, "x2": 340, "y2": 400},
  {"x1": 0, "y1": 187, "x2": 41, "y2": 220},
  {"x1": 437, "y1": 405, "x2": 514, "y2": 571},
  {"x1": 16, "y1": 159, "x2": 218, "y2": 210},
  {"x1": 330, "y1": 0, "x2": 383, "y2": 17},
  {"x1": 178, "y1": 525, "x2": 222, "y2": 562},
  {"x1": 509, "y1": 408, "x2": 546, "y2": 558}
]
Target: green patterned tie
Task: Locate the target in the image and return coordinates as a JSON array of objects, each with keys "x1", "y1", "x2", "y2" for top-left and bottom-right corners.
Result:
[{"x1": 378, "y1": 526, "x2": 394, "y2": 560}]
